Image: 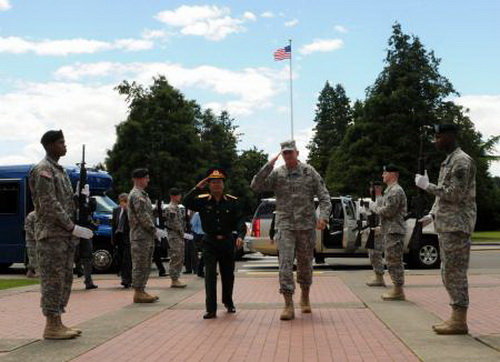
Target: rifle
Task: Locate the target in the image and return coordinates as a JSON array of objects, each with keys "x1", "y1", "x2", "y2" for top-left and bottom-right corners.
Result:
[
  {"x1": 156, "y1": 199, "x2": 169, "y2": 255},
  {"x1": 76, "y1": 145, "x2": 95, "y2": 232},
  {"x1": 364, "y1": 181, "x2": 381, "y2": 249},
  {"x1": 408, "y1": 131, "x2": 426, "y2": 251}
]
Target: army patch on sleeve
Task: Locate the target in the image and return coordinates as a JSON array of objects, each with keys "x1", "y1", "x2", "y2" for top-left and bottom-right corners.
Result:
[{"x1": 40, "y1": 170, "x2": 52, "y2": 179}]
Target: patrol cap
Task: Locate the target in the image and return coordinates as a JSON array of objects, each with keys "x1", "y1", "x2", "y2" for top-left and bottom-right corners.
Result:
[
  {"x1": 206, "y1": 167, "x2": 226, "y2": 180},
  {"x1": 434, "y1": 124, "x2": 459, "y2": 134},
  {"x1": 169, "y1": 187, "x2": 181, "y2": 196},
  {"x1": 41, "y1": 130, "x2": 64, "y2": 147},
  {"x1": 131, "y1": 168, "x2": 149, "y2": 179},
  {"x1": 383, "y1": 164, "x2": 400, "y2": 173},
  {"x1": 280, "y1": 140, "x2": 297, "y2": 152}
]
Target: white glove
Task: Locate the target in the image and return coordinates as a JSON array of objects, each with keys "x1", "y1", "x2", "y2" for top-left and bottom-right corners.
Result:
[
  {"x1": 156, "y1": 228, "x2": 168, "y2": 240},
  {"x1": 368, "y1": 200, "x2": 377, "y2": 212},
  {"x1": 415, "y1": 170, "x2": 429, "y2": 190},
  {"x1": 184, "y1": 233, "x2": 194, "y2": 240},
  {"x1": 81, "y1": 184, "x2": 90, "y2": 197},
  {"x1": 418, "y1": 214, "x2": 433, "y2": 227},
  {"x1": 72, "y1": 225, "x2": 93, "y2": 239}
]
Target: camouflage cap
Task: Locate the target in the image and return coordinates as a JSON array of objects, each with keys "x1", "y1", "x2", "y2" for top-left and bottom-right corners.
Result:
[{"x1": 280, "y1": 140, "x2": 297, "y2": 151}]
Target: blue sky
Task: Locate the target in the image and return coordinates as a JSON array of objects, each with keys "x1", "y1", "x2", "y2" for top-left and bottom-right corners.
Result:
[{"x1": 0, "y1": 0, "x2": 499, "y2": 176}]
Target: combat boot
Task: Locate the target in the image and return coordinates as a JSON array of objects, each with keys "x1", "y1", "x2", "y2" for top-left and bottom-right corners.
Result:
[
  {"x1": 56, "y1": 315, "x2": 82, "y2": 336},
  {"x1": 433, "y1": 306, "x2": 468, "y2": 335},
  {"x1": 133, "y1": 288, "x2": 157, "y2": 303},
  {"x1": 381, "y1": 285, "x2": 405, "y2": 301},
  {"x1": 43, "y1": 315, "x2": 78, "y2": 340},
  {"x1": 170, "y1": 279, "x2": 187, "y2": 288},
  {"x1": 280, "y1": 294, "x2": 295, "y2": 320},
  {"x1": 366, "y1": 273, "x2": 386, "y2": 287},
  {"x1": 300, "y1": 286, "x2": 312, "y2": 313}
]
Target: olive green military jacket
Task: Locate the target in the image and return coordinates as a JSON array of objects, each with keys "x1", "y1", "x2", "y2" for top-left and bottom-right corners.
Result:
[
  {"x1": 29, "y1": 156, "x2": 76, "y2": 240},
  {"x1": 251, "y1": 161, "x2": 332, "y2": 231},
  {"x1": 428, "y1": 147, "x2": 477, "y2": 235}
]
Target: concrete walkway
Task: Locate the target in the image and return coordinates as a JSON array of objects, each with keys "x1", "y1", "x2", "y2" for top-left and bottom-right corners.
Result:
[{"x1": 1, "y1": 269, "x2": 500, "y2": 361}]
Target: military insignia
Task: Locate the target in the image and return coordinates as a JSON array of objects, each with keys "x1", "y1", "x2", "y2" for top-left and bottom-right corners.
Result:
[
  {"x1": 225, "y1": 194, "x2": 238, "y2": 199},
  {"x1": 40, "y1": 170, "x2": 52, "y2": 179},
  {"x1": 197, "y1": 194, "x2": 210, "y2": 198}
]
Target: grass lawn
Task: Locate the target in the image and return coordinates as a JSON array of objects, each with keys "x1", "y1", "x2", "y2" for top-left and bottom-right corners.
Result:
[
  {"x1": 472, "y1": 231, "x2": 500, "y2": 244},
  {"x1": 0, "y1": 279, "x2": 39, "y2": 290}
]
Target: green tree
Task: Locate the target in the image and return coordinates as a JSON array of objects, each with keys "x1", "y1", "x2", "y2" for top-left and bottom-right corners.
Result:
[
  {"x1": 105, "y1": 76, "x2": 203, "y2": 200},
  {"x1": 307, "y1": 82, "x2": 352, "y2": 175}
]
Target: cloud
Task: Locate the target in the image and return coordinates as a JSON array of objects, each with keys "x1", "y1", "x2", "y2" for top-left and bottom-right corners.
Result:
[
  {"x1": 284, "y1": 19, "x2": 299, "y2": 27},
  {"x1": 141, "y1": 29, "x2": 168, "y2": 40},
  {"x1": 454, "y1": 94, "x2": 500, "y2": 176},
  {"x1": 0, "y1": 36, "x2": 153, "y2": 56},
  {"x1": 334, "y1": 25, "x2": 348, "y2": 33},
  {"x1": 261, "y1": 11, "x2": 274, "y2": 18},
  {"x1": 0, "y1": 82, "x2": 127, "y2": 166},
  {"x1": 155, "y1": 5, "x2": 246, "y2": 41},
  {"x1": 53, "y1": 61, "x2": 287, "y2": 117},
  {"x1": 299, "y1": 39, "x2": 344, "y2": 55},
  {"x1": 243, "y1": 11, "x2": 257, "y2": 21},
  {"x1": 0, "y1": 0, "x2": 11, "y2": 11}
]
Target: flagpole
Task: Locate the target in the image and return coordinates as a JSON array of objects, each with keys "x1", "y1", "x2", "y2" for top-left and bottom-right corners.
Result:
[{"x1": 289, "y1": 39, "x2": 294, "y2": 140}]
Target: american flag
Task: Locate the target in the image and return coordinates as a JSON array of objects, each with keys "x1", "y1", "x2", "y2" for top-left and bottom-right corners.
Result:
[{"x1": 274, "y1": 45, "x2": 291, "y2": 61}]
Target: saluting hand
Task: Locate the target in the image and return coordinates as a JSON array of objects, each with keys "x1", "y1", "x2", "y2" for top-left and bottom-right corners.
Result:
[
  {"x1": 269, "y1": 152, "x2": 281, "y2": 166},
  {"x1": 196, "y1": 177, "x2": 210, "y2": 190}
]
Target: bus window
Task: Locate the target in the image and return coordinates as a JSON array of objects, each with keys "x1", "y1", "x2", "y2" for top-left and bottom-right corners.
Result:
[{"x1": 0, "y1": 182, "x2": 19, "y2": 215}]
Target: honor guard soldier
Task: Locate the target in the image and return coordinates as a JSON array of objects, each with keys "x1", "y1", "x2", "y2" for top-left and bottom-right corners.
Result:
[
  {"x1": 29, "y1": 130, "x2": 93, "y2": 339},
  {"x1": 415, "y1": 124, "x2": 476, "y2": 335},
  {"x1": 183, "y1": 168, "x2": 247, "y2": 319}
]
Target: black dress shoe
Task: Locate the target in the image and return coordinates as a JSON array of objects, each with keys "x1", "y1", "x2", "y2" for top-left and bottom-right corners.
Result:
[
  {"x1": 197, "y1": 272, "x2": 205, "y2": 278},
  {"x1": 121, "y1": 283, "x2": 131, "y2": 289},
  {"x1": 85, "y1": 284, "x2": 98, "y2": 290},
  {"x1": 226, "y1": 305, "x2": 236, "y2": 313},
  {"x1": 203, "y1": 312, "x2": 217, "y2": 319},
  {"x1": 184, "y1": 270, "x2": 193, "y2": 274},
  {"x1": 159, "y1": 272, "x2": 167, "y2": 277}
]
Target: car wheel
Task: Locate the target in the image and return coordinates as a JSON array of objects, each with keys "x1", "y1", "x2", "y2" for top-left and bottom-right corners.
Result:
[
  {"x1": 411, "y1": 238, "x2": 440, "y2": 269},
  {"x1": 92, "y1": 249, "x2": 114, "y2": 272}
]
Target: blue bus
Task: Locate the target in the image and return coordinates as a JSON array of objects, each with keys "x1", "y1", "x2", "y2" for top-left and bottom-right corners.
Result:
[{"x1": 0, "y1": 165, "x2": 117, "y2": 272}]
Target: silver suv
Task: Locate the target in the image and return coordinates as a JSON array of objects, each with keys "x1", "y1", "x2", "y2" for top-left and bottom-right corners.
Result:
[{"x1": 246, "y1": 197, "x2": 440, "y2": 269}]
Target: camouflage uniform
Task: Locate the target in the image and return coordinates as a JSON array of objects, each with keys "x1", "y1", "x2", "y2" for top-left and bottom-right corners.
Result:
[
  {"x1": 24, "y1": 211, "x2": 38, "y2": 273},
  {"x1": 251, "y1": 161, "x2": 331, "y2": 294},
  {"x1": 368, "y1": 231, "x2": 385, "y2": 275},
  {"x1": 29, "y1": 156, "x2": 77, "y2": 317},
  {"x1": 165, "y1": 203, "x2": 186, "y2": 280},
  {"x1": 373, "y1": 183, "x2": 407, "y2": 287},
  {"x1": 427, "y1": 147, "x2": 476, "y2": 308},
  {"x1": 128, "y1": 187, "x2": 156, "y2": 289}
]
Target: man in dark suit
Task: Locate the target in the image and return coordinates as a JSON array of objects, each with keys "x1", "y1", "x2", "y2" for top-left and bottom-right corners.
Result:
[{"x1": 112, "y1": 193, "x2": 132, "y2": 288}]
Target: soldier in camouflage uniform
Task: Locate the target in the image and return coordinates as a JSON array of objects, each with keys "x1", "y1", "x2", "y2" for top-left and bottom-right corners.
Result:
[
  {"x1": 128, "y1": 168, "x2": 166, "y2": 303},
  {"x1": 165, "y1": 188, "x2": 187, "y2": 288},
  {"x1": 251, "y1": 140, "x2": 331, "y2": 320},
  {"x1": 365, "y1": 182, "x2": 386, "y2": 287},
  {"x1": 416, "y1": 124, "x2": 476, "y2": 335},
  {"x1": 29, "y1": 130, "x2": 93, "y2": 339},
  {"x1": 370, "y1": 164, "x2": 407, "y2": 300},
  {"x1": 24, "y1": 210, "x2": 38, "y2": 278}
]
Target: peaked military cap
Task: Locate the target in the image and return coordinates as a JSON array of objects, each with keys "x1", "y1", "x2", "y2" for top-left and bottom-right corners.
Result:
[
  {"x1": 383, "y1": 164, "x2": 400, "y2": 172},
  {"x1": 280, "y1": 140, "x2": 297, "y2": 151},
  {"x1": 434, "y1": 123, "x2": 459, "y2": 134},
  {"x1": 206, "y1": 167, "x2": 226, "y2": 180},
  {"x1": 131, "y1": 168, "x2": 149, "y2": 178},
  {"x1": 41, "y1": 130, "x2": 64, "y2": 147}
]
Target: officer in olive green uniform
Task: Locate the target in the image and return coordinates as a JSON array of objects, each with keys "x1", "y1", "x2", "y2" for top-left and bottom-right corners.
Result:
[
  {"x1": 128, "y1": 168, "x2": 166, "y2": 303},
  {"x1": 183, "y1": 168, "x2": 247, "y2": 319},
  {"x1": 29, "y1": 130, "x2": 93, "y2": 340},
  {"x1": 416, "y1": 124, "x2": 476, "y2": 335}
]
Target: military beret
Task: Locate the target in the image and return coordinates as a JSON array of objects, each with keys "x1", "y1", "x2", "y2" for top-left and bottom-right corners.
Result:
[
  {"x1": 40, "y1": 130, "x2": 64, "y2": 147},
  {"x1": 206, "y1": 167, "x2": 226, "y2": 180},
  {"x1": 169, "y1": 187, "x2": 181, "y2": 196},
  {"x1": 280, "y1": 140, "x2": 297, "y2": 151},
  {"x1": 383, "y1": 164, "x2": 400, "y2": 172},
  {"x1": 434, "y1": 124, "x2": 459, "y2": 134},
  {"x1": 131, "y1": 168, "x2": 149, "y2": 178}
]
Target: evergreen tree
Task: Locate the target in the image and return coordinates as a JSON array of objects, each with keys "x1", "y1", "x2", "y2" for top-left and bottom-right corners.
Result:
[{"x1": 307, "y1": 82, "x2": 352, "y2": 175}]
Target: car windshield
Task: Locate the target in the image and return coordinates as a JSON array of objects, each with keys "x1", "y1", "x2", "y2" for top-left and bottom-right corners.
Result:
[{"x1": 94, "y1": 195, "x2": 117, "y2": 214}]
